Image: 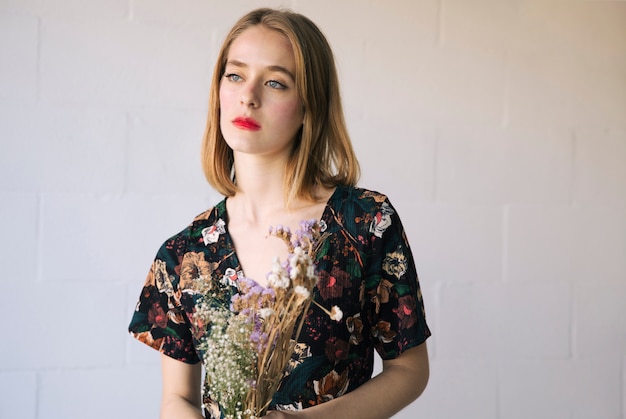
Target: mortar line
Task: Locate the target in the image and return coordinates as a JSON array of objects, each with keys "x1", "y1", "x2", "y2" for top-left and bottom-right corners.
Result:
[
  {"x1": 495, "y1": 360, "x2": 501, "y2": 419},
  {"x1": 500, "y1": 55, "x2": 511, "y2": 129},
  {"x1": 121, "y1": 111, "x2": 132, "y2": 195},
  {"x1": 501, "y1": 204, "x2": 509, "y2": 283},
  {"x1": 437, "y1": 0, "x2": 445, "y2": 47},
  {"x1": 36, "y1": 192, "x2": 44, "y2": 283},
  {"x1": 619, "y1": 356, "x2": 626, "y2": 418},
  {"x1": 569, "y1": 279, "x2": 575, "y2": 360},
  {"x1": 35, "y1": 371, "x2": 40, "y2": 419},
  {"x1": 432, "y1": 125, "x2": 439, "y2": 202},
  {"x1": 36, "y1": 16, "x2": 42, "y2": 102},
  {"x1": 128, "y1": 0, "x2": 135, "y2": 21},
  {"x1": 569, "y1": 130, "x2": 577, "y2": 208}
]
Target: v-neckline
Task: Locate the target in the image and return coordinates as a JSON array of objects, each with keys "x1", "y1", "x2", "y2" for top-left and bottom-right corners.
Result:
[{"x1": 220, "y1": 186, "x2": 341, "y2": 283}]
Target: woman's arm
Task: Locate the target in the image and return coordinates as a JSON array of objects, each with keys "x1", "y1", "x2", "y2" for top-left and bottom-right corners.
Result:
[
  {"x1": 160, "y1": 353, "x2": 204, "y2": 419},
  {"x1": 266, "y1": 342, "x2": 429, "y2": 419}
]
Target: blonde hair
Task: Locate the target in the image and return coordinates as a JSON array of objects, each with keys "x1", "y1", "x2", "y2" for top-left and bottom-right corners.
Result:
[{"x1": 201, "y1": 8, "x2": 360, "y2": 204}]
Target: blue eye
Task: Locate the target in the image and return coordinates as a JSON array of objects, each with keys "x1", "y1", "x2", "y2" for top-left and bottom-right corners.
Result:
[
  {"x1": 267, "y1": 80, "x2": 286, "y2": 89},
  {"x1": 224, "y1": 73, "x2": 242, "y2": 82}
]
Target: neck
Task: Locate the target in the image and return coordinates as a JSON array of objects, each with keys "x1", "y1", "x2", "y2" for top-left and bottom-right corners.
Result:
[{"x1": 229, "y1": 153, "x2": 290, "y2": 223}]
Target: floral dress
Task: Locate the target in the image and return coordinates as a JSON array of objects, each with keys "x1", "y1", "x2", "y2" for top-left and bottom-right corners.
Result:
[{"x1": 128, "y1": 185, "x2": 431, "y2": 417}]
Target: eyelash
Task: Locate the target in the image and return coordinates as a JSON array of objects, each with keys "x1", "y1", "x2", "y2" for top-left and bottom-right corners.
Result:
[
  {"x1": 224, "y1": 73, "x2": 242, "y2": 82},
  {"x1": 223, "y1": 73, "x2": 287, "y2": 90},
  {"x1": 266, "y1": 80, "x2": 286, "y2": 90}
]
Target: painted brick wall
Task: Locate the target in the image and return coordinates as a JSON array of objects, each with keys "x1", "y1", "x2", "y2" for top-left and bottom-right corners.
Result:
[{"x1": 1, "y1": 1, "x2": 624, "y2": 418}]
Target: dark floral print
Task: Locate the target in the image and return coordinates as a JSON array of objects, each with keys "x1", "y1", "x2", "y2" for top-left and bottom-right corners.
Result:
[
  {"x1": 324, "y1": 337, "x2": 351, "y2": 362},
  {"x1": 147, "y1": 302, "x2": 168, "y2": 329},
  {"x1": 314, "y1": 369, "x2": 350, "y2": 404},
  {"x1": 318, "y1": 266, "x2": 351, "y2": 300},
  {"x1": 346, "y1": 313, "x2": 364, "y2": 345},
  {"x1": 128, "y1": 186, "x2": 431, "y2": 416},
  {"x1": 382, "y1": 246, "x2": 408, "y2": 279},
  {"x1": 372, "y1": 320, "x2": 397, "y2": 344},
  {"x1": 393, "y1": 295, "x2": 418, "y2": 330}
]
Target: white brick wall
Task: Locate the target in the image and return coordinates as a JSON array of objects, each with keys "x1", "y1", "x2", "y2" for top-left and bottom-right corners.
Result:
[{"x1": 0, "y1": 1, "x2": 624, "y2": 418}]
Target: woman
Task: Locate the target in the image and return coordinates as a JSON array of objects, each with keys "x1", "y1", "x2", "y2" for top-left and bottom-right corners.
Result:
[{"x1": 129, "y1": 8, "x2": 430, "y2": 419}]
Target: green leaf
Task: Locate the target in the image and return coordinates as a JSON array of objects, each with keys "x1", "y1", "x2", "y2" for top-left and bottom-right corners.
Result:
[
  {"x1": 163, "y1": 327, "x2": 182, "y2": 339},
  {"x1": 271, "y1": 355, "x2": 327, "y2": 404}
]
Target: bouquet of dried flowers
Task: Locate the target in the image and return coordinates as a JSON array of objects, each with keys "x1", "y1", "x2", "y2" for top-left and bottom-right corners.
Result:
[{"x1": 195, "y1": 220, "x2": 342, "y2": 419}]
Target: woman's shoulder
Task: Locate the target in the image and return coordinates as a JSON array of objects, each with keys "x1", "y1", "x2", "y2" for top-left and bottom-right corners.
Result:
[
  {"x1": 333, "y1": 185, "x2": 392, "y2": 213},
  {"x1": 191, "y1": 199, "x2": 226, "y2": 226},
  {"x1": 327, "y1": 185, "x2": 397, "y2": 237},
  {"x1": 162, "y1": 198, "x2": 227, "y2": 245}
]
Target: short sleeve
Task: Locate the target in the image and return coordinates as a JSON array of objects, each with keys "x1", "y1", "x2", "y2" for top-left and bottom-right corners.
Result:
[
  {"x1": 128, "y1": 232, "x2": 200, "y2": 364},
  {"x1": 365, "y1": 198, "x2": 431, "y2": 360}
]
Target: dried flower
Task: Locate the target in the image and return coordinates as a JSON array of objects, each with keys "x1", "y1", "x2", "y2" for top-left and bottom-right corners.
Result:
[
  {"x1": 194, "y1": 219, "x2": 342, "y2": 419},
  {"x1": 294, "y1": 285, "x2": 310, "y2": 299},
  {"x1": 311, "y1": 300, "x2": 344, "y2": 323},
  {"x1": 330, "y1": 306, "x2": 343, "y2": 322},
  {"x1": 258, "y1": 308, "x2": 274, "y2": 319}
]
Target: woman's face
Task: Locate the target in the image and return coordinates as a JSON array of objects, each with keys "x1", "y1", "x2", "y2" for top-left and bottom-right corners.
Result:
[{"x1": 219, "y1": 25, "x2": 304, "y2": 160}]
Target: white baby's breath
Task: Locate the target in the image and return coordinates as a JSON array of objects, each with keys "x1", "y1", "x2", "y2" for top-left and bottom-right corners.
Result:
[
  {"x1": 194, "y1": 219, "x2": 341, "y2": 419},
  {"x1": 197, "y1": 305, "x2": 255, "y2": 419}
]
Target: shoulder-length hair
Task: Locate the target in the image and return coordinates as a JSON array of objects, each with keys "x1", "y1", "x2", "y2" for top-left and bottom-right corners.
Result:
[{"x1": 201, "y1": 8, "x2": 360, "y2": 204}]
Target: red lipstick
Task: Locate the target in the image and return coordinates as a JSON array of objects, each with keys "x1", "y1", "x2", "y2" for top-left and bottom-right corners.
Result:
[{"x1": 232, "y1": 117, "x2": 261, "y2": 131}]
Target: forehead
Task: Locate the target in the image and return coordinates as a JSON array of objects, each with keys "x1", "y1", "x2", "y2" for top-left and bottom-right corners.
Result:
[{"x1": 226, "y1": 25, "x2": 296, "y2": 71}]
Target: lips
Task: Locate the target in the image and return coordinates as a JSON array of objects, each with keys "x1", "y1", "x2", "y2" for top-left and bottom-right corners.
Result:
[{"x1": 232, "y1": 117, "x2": 261, "y2": 131}]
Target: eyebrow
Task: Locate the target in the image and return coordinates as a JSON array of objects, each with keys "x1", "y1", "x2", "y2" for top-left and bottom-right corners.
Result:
[{"x1": 226, "y1": 60, "x2": 295, "y2": 81}]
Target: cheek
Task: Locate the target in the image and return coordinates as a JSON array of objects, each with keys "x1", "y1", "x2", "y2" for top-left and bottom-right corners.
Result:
[
  {"x1": 219, "y1": 86, "x2": 235, "y2": 112},
  {"x1": 273, "y1": 98, "x2": 304, "y2": 127},
  {"x1": 219, "y1": 87, "x2": 239, "y2": 132}
]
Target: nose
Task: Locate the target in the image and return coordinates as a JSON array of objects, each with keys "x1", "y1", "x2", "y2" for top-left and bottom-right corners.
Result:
[{"x1": 240, "y1": 84, "x2": 259, "y2": 108}]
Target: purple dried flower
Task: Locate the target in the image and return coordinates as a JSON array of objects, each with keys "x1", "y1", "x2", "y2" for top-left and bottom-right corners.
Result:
[{"x1": 250, "y1": 330, "x2": 262, "y2": 343}]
